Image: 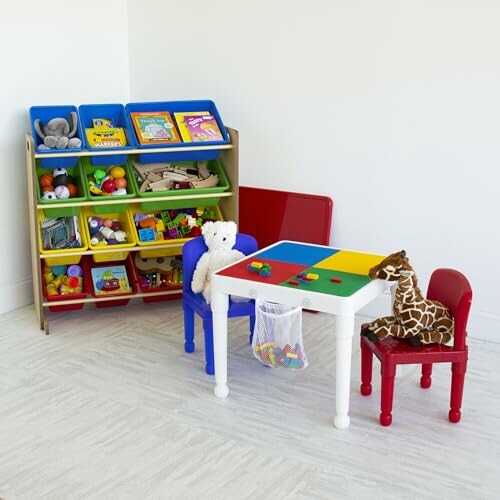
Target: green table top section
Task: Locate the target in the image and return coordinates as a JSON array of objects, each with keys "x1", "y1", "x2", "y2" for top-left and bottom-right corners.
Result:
[{"x1": 279, "y1": 267, "x2": 371, "y2": 297}]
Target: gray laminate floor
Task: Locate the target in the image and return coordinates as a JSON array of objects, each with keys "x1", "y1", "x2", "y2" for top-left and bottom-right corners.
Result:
[{"x1": 0, "y1": 301, "x2": 498, "y2": 500}]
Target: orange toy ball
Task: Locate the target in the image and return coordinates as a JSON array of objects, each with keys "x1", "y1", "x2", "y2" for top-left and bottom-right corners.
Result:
[
  {"x1": 109, "y1": 166, "x2": 126, "y2": 179},
  {"x1": 39, "y1": 173, "x2": 53, "y2": 188},
  {"x1": 66, "y1": 183, "x2": 77, "y2": 197},
  {"x1": 114, "y1": 177, "x2": 127, "y2": 190},
  {"x1": 41, "y1": 185, "x2": 54, "y2": 193}
]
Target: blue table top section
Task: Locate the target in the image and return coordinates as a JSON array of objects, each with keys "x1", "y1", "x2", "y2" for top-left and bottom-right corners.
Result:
[{"x1": 254, "y1": 242, "x2": 339, "y2": 267}]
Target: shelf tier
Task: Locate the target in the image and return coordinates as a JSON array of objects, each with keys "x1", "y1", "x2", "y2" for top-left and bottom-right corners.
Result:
[
  {"x1": 39, "y1": 242, "x2": 186, "y2": 259},
  {"x1": 42, "y1": 288, "x2": 182, "y2": 308},
  {"x1": 36, "y1": 191, "x2": 233, "y2": 209},
  {"x1": 32, "y1": 144, "x2": 233, "y2": 159}
]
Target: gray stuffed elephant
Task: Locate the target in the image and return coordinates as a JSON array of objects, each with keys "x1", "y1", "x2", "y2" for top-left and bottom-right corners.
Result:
[{"x1": 34, "y1": 111, "x2": 82, "y2": 150}]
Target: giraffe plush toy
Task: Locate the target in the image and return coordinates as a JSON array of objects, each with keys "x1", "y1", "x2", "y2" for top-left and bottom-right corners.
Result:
[{"x1": 361, "y1": 250, "x2": 454, "y2": 345}]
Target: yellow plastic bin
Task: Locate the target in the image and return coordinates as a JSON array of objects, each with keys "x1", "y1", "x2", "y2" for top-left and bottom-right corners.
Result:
[
  {"x1": 38, "y1": 211, "x2": 88, "y2": 266},
  {"x1": 82, "y1": 207, "x2": 137, "y2": 262},
  {"x1": 130, "y1": 205, "x2": 223, "y2": 258}
]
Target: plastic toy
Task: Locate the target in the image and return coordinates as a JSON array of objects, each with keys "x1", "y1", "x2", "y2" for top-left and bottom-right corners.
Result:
[
  {"x1": 134, "y1": 254, "x2": 183, "y2": 291},
  {"x1": 254, "y1": 341, "x2": 306, "y2": 369},
  {"x1": 297, "y1": 271, "x2": 318, "y2": 284},
  {"x1": 43, "y1": 264, "x2": 83, "y2": 296},
  {"x1": 87, "y1": 216, "x2": 127, "y2": 246},
  {"x1": 247, "y1": 261, "x2": 272, "y2": 276},
  {"x1": 87, "y1": 165, "x2": 128, "y2": 197},
  {"x1": 330, "y1": 277, "x2": 342, "y2": 283},
  {"x1": 361, "y1": 250, "x2": 454, "y2": 345},
  {"x1": 39, "y1": 168, "x2": 78, "y2": 200},
  {"x1": 191, "y1": 220, "x2": 245, "y2": 304},
  {"x1": 33, "y1": 113, "x2": 82, "y2": 150},
  {"x1": 133, "y1": 207, "x2": 216, "y2": 243}
]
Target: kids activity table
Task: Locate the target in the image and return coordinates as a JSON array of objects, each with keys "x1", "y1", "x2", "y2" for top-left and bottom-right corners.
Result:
[{"x1": 210, "y1": 240, "x2": 393, "y2": 429}]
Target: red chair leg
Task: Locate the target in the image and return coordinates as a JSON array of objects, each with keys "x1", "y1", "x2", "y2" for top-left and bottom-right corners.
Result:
[
  {"x1": 420, "y1": 363, "x2": 433, "y2": 388},
  {"x1": 449, "y1": 361, "x2": 467, "y2": 423},
  {"x1": 380, "y1": 361, "x2": 396, "y2": 426},
  {"x1": 360, "y1": 339, "x2": 373, "y2": 396}
]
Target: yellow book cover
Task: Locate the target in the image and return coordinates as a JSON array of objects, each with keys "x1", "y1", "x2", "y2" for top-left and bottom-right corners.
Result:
[
  {"x1": 86, "y1": 127, "x2": 127, "y2": 148},
  {"x1": 174, "y1": 111, "x2": 210, "y2": 142}
]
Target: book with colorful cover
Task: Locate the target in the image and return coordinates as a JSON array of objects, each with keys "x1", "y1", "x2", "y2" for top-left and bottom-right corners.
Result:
[
  {"x1": 184, "y1": 114, "x2": 224, "y2": 142},
  {"x1": 173, "y1": 111, "x2": 210, "y2": 142},
  {"x1": 91, "y1": 265, "x2": 131, "y2": 296},
  {"x1": 130, "y1": 111, "x2": 181, "y2": 145},
  {"x1": 85, "y1": 127, "x2": 127, "y2": 148}
]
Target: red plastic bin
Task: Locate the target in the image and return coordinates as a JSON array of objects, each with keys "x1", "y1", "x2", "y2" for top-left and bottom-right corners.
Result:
[
  {"x1": 42, "y1": 258, "x2": 89, "y2": 312},
  {"x1": 132, "y1": 252, "x2": 183, "y2": 303},
  {"x1": 84, "y1": 254, "x2": 137, "y2": 308}
]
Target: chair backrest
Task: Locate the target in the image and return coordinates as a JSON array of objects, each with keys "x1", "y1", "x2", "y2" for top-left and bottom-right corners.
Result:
[
  {"x1": 426, "y1": 268, "x2": 473, "y2": 350},
  {"x1": 182, "y1": 233, "x2": 258, "y2": 294},
  {"x1": 239, "y1": 186, "x2": 333, "y2": 249}
]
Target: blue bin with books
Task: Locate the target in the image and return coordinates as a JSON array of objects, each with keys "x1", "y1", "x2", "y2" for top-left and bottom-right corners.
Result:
[
  {"x1": 125, "y1": 100, "x2": 230, "y2": 163},
  {"x1": 29, "y1": 105, "x2": 84, "y2": 168},
  {"x1": 79, "y1": 103, "x2": 136, "y2": 166}
]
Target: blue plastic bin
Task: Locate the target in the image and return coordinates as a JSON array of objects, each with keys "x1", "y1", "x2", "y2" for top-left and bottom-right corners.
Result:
[
  {"x1": 125, "y1": 100, "x2": 230, "y2": 163},
  {"x1": 29, "y1": 105, "x2": 84, "y2": 168},
  {"x1": 79, "y1": 103, "x2": 136, "y2": 166}
]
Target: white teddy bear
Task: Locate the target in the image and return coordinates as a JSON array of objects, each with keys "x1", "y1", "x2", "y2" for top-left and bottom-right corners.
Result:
[{"x1": 191, "y1": 220, "x2": 246, "y2": 304}]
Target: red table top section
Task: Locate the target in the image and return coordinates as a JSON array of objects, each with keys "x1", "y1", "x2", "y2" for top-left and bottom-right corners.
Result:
[{"x1": 216, "y1": 257, "x2": 309, "y2": 286}]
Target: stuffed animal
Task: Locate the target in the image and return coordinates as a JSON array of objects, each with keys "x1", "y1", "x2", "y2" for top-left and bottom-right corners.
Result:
[
  {"x1": 33, "y1": 112, "x2": 82, "y2": 150},
  {"x1": 361, "y1": 250, "x2": 454, "y2": 345},
  {"x1": 191, "y1": 220, "x2": 246, "y2": 304}
]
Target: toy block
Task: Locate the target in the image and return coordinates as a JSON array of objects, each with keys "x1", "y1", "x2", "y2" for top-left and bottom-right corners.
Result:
[{"x1": 138, "y1": 228, "x2": 155, "y2": 242}]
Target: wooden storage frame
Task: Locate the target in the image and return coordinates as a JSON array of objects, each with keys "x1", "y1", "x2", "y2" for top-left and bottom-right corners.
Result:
[{"x1": 26, "y1": 128, "x2": 240, "y2": 334}]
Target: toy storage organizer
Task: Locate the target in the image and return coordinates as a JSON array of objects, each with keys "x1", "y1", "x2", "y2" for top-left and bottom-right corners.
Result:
[{"x1": 26, "y1": 103, "x2": 239, "y2": 334}]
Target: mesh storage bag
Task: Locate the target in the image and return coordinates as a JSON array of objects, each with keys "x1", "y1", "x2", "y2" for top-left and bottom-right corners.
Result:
[{"x1": 252, "y1": 299, "x2": 308, "y2": 369}]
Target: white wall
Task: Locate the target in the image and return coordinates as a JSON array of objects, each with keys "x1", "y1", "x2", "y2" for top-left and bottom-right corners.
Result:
[
  {"x1": 128, "y1": 0, "x2": 500, "y2": 341},
  {"x1": 2, "y1": 1, "x2": 498, "y2": 342},
  {"x1": 0, "y1": 1, "x2": 130, "y2": 314}
]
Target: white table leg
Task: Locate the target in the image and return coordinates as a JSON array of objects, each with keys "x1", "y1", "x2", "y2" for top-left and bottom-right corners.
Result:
[
  {"x1": 334, "y1": 313, "x2": 355, "y2": 429},
  {"x1": 211, "y1": 289, "x2": 229, "y2": 398}
]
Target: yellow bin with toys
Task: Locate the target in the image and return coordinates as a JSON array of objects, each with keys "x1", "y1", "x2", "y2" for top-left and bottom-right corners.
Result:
[
  {"x1": 130, "y1": 205, "x2": 223, "y2": 259},
  {"x1": 82, "y1": 207, "x2": 137, "y2": 262}
]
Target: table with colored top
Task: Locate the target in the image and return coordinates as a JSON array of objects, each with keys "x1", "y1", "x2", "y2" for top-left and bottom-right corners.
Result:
[{"x1": 211, "y1": 240, "x2": 392, "y2": 429}]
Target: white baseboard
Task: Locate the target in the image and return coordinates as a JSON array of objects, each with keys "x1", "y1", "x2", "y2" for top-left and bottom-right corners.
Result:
[
  {"x1": 356, "y1": 294, "x2": 498, "y2": 344},
  {"x1": 0, "y1": 279, "x2": 33, "y2": 316}
]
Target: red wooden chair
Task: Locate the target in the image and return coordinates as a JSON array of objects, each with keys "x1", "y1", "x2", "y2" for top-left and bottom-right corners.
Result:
[{"x1": 360, "y1": 268, "x2": 473, "y2": 426}]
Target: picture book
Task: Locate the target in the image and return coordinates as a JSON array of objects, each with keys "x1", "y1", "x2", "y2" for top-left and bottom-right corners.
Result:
[
  {"x1": 91, "y1": 265, "x2": 131, "y2": 296},
  {"x1": 184, "y1": 114, "x2": 224, "y2": 142},
  {"x1": 183, "y1": 114, "x2": 224, "y2": 142},
  {"x1": 173, "y1": 111, "x2": 210, "y2": 142},
  {"x1": 85, "y1": 127, "x2": 127, "y2": 148},
  {"x1": 41, "y1": 216, "x2": 82, "y2": 250},
  {"x1": 130, "y1": 111, "x2": 181, "y2": 145}
]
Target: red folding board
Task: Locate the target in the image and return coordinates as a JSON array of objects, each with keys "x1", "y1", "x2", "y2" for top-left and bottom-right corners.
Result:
[{"x1": 238, "y1": 186, "x2": 333, "y2": 249}]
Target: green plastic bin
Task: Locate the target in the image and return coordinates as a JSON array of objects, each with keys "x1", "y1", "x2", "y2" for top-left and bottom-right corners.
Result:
[
  {"x1": 80, "y1": 157, "x2": 137, "y2": 214},
  {"x1": 128, "y1": 158, "x2": 230, "y2": 210},
  {"x1": 36, "y1": 160, "x2": 87, "y2": 217}
]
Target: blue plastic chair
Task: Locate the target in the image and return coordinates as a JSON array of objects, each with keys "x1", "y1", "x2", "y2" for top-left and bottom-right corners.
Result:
[{"x1": 182, "y1": 233, "x2": 258, "y2": 375}]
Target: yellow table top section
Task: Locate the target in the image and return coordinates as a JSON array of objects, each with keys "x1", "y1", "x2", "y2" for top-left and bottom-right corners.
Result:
[{"x1": 315, "y1": 250, "x2": 385, "y2": 276}]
